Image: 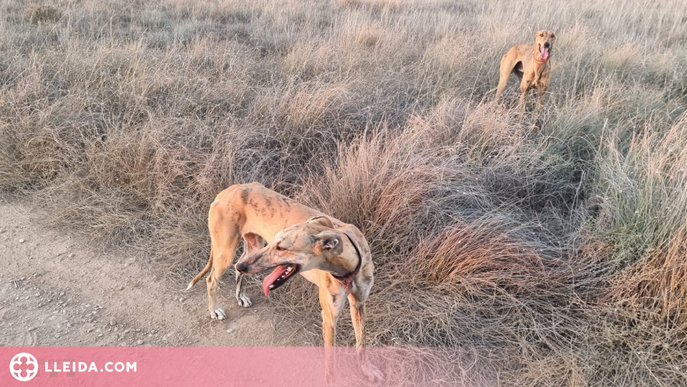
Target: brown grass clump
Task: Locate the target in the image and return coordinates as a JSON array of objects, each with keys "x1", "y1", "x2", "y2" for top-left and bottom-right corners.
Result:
[
  {"x1": 597, "y1": 117, "x2": 687, "y2": 327},
  {"x1": 2, "y1": 0, "x2": 687, "y2": 384},
  {"x1": 613, "y1": 223, "x2": 687, "y2": 324},
  {"x1": 24, "y1": 4, "x2": 62, "y2": 24}
]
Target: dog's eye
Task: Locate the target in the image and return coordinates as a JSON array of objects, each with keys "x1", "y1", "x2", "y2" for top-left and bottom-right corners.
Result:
[
  {"x1": 275, "y1": 244, "x2": 285, "y2": 251},
  {"x1": 550, "y1": 34, "x2": 555, "y2": 38},
  {"x1": 539, "y1": 34, "x2": 544, "y2": 37}
]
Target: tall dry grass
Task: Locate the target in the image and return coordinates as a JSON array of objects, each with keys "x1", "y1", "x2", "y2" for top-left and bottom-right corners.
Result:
[{"x1": 2, "y1": 0, "x2": 687, "y2": 385}]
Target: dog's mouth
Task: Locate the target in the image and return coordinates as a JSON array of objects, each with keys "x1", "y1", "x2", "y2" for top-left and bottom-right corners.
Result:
[
  {"x1": 262, "y1": 264, "x2": 300, "y2": 297},
  {"x1": 539, "y1": 44, "x2": 550, "y2": 60}
]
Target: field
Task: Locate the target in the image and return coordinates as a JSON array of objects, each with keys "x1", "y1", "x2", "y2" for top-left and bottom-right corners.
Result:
[{"x1": 1, "y1": 0, "x2": 687, "y2": 385}]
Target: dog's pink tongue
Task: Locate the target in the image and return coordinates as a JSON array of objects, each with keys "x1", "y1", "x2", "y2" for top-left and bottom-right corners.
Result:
[
  {"x1": 262, "y1": 265, "x2": 287, "y2": 297},
  {"x1": 541, "y1": 47, "x2": 549, "y2": 60}
]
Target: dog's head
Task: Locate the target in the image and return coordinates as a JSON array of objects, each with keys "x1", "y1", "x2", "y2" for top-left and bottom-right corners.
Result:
[
  {"x1": 235, "y1": 216, "x2": 355, "y2": 296},
  {"x1": 534, "y1": 30, "x2": 556, "y2": 60}
]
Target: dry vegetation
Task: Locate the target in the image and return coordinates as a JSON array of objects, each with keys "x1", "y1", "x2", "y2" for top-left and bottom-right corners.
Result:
[{"x1": 2, "y1": 0, "x2": 687, "y2": 385}]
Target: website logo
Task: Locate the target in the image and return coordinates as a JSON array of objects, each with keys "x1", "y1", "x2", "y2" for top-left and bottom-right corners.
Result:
[{"x1": 9, "y1": 352, "x2": 38, "y2": 382}]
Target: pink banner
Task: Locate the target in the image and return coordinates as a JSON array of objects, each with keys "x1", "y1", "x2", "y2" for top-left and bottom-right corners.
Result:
[{"x1": 1, "y1": 347, "x2": 465, "y2": 386}]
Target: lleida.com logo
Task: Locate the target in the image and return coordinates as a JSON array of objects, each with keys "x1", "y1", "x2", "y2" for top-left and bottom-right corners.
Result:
[
  {"x1": 9, "y1": 353, "x2": 38, "y2": 382},
  {"x1": 9, "y1": 352, "x2": 137, "y2": 382}
]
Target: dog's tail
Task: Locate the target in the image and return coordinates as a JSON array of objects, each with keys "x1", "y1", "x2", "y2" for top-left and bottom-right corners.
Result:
[{"x1": 186, "y1": 249, "x2": 213, "y2": 290}]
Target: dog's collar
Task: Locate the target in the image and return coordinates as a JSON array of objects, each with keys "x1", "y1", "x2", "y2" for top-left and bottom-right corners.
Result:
[
  {"x1": 332, "y1": 232, "x2": 363, "y2": 291},
  {"x1": 533, "y1": 52, "x2": 550, "y2": 65}
]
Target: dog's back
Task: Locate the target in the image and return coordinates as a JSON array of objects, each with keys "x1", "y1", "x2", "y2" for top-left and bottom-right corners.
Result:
[{"x1": 211, "y1": 182, "x2": 324, "y2": 242}]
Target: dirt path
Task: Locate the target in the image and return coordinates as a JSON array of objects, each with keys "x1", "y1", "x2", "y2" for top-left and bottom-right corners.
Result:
[{"x1": 0, "y1": 199, "x2": 302, "y2": 347}]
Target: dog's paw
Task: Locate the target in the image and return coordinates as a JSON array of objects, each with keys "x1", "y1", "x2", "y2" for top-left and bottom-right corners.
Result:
[
  {"x1": 236, "y1": 294, "x2": 252, "y2": 308},
  {"x1": 211, "y1": 308, "x2": 227, "y2": 320},
  {"x1": 361, "y1": 362, "x2": 385, "y2": 382},
  {"x1": 324, "y1": 371, "x2": 336, "y2": 387}
]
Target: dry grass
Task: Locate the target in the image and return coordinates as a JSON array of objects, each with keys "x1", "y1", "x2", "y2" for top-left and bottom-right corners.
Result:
[
  {"x1": 24, "y1": 4, "x2": 62, "y2": 24},
  {"x1": 2, "y1": 0, "x2": 687, "y2": 385}
]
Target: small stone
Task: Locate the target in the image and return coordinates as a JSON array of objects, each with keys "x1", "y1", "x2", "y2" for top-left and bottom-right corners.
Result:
[
  {"x1": 136, "y1": 340, "x2": 143, "y2": 345},
  {"x1": 19, "y1": 239, "x2": 25, "y2": 243},
  {"x1": 68, "y1": 253, "x2": 74, "y2": 258}
]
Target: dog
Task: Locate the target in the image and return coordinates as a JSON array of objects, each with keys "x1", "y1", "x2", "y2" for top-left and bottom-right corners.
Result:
[
  {"x1": 187, "y1": 182, "x2": 384, "y2": 382},
  {"x1": 495, "y1": 30, "x2": 556, "y2": 110}
]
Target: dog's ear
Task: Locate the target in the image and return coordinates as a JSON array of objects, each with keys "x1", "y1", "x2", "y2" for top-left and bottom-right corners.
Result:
[
  {"x1": 313, "y1": 231, "x2": 343, "y2": 255},
  {"x1": 306, "y1": 216, "x2": 334, "y2": 229}
]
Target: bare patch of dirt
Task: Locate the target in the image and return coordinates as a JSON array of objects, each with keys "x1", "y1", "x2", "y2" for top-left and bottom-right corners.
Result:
[{"x1": 0, "y1": 199, "x2": 301, "y2": 347}]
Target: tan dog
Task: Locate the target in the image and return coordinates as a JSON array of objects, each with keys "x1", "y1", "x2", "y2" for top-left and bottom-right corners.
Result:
[
  {"x1": 187, "y1": 182, "x2": 384, "y2": 382},
  {"x1": 495, "y1": 30, "x2": 556, "y2": 110}
]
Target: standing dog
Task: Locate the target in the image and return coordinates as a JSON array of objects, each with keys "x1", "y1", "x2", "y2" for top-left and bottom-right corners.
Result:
[
  {"x1": 187, "y1": 182, "x2": 384, "y2": 382},
  {"x1": 495, "y1": 30, "x2": 556, "y2": 110}
]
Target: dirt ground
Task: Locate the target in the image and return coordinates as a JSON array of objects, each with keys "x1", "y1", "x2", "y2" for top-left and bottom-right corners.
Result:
[{"x1": 0, "y1": 199, "x2": 304, "y2": 347}]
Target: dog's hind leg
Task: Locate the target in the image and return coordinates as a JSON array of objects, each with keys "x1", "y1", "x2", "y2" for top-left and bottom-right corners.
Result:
[
  {"x1": 206, "y1": 203, "x2": 241, "y2": 320},
  {"x1": 206, "y1": 244, "x2": 238, "y2": 320},
  {"x1": 495, "y1": 67, "x2": 510, "y2": 100},
  {"x1": 495, "y1": 51, "x2": 516, "y2": 100}
]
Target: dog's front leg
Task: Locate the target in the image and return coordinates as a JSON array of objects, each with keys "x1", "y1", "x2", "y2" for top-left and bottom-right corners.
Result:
[
  {"x1": 348, "y1": 293, "x2": 385, "y2": 382},
  {"x1": 234, "y1": 233, "x2": 264, "y2": 308},
  {"x1": 536, "y1": 72, "x2": 550, "y2": 112},
  {"x1": 519, "y1": 79, "x2": 531, "y2": 111},
  {"x1": 234, "y1": 269, "x2": 251, "y2": 307},
  {"x1": 319, "y1": 281, "x2": 345, "y2": 384},
  {"x1": 537, "y1": 85, "x2": 548, "y2": 112}
]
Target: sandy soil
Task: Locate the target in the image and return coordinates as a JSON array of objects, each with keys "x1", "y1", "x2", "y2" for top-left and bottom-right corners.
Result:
[{"x1": 0, "y1": 199, "x2": 302, "y2": 347}]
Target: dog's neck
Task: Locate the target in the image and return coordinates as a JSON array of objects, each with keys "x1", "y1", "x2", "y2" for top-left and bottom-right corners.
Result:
[
  {"x1": 331, "y1": 232, "x2": 362, "y2": 290},
  {"x1": 532, "y1": 51, "x2": 550, "y2": 65}
]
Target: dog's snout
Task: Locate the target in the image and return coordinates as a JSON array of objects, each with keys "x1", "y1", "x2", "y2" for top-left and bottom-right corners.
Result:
[
  {"x1": 236, "y1": 261, "x2": 249, "y2": 273},
  {"x1": 544, "y1": 42, "x2": 550, "y2": 48}
]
